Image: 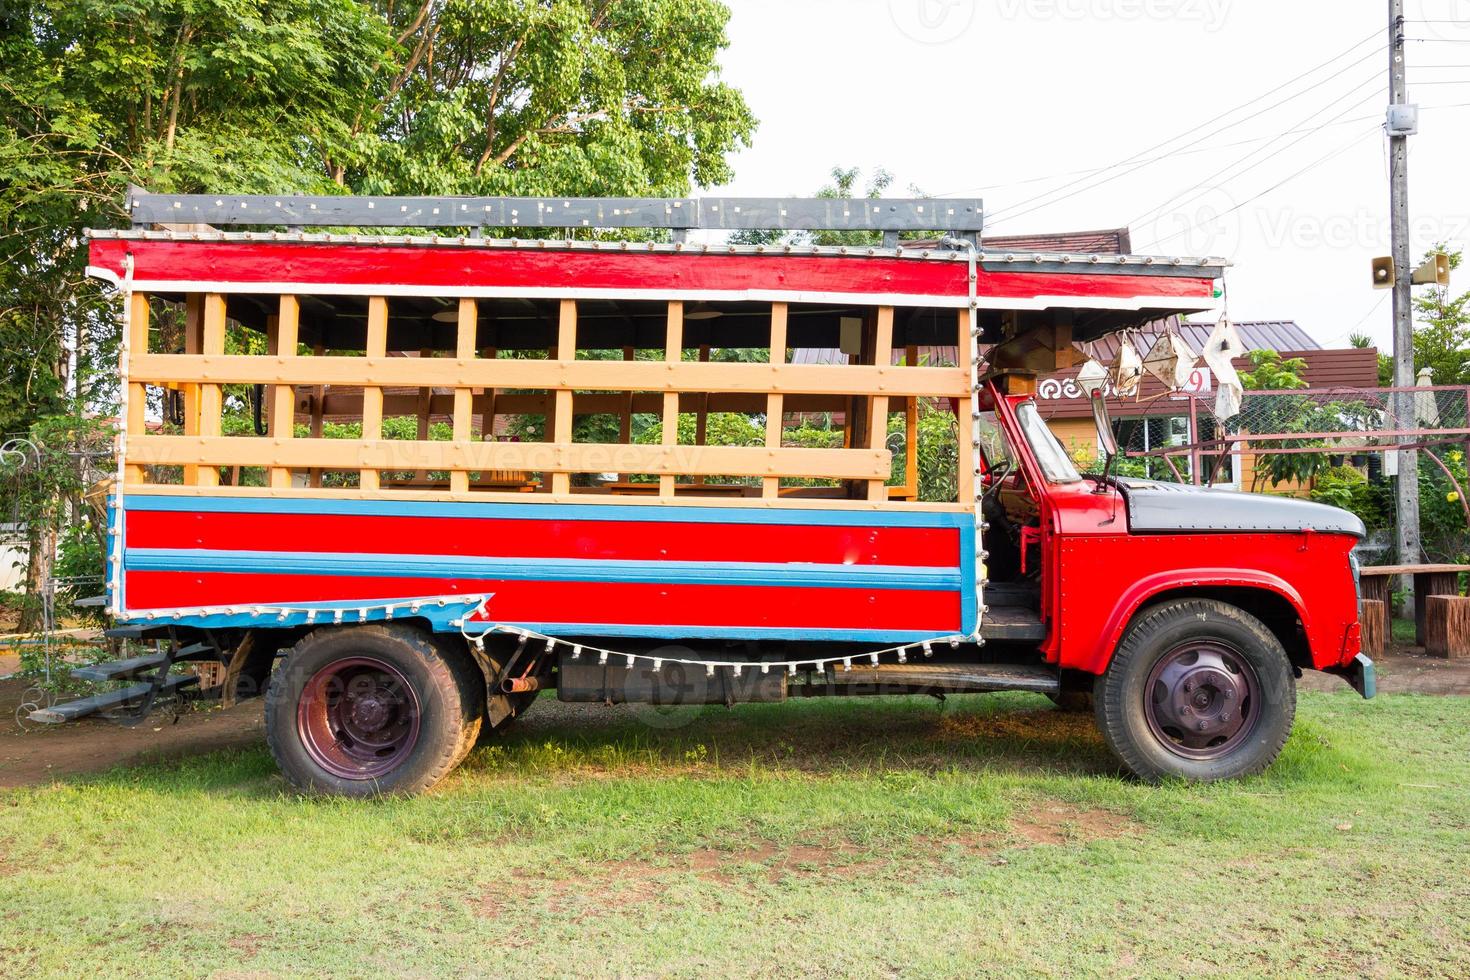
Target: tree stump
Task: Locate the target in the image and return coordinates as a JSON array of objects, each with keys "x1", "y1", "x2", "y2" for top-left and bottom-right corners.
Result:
[
  {"x1": 1359, "y1": 599, "x2": 1386, "y2": 657},
  {"x1": 1423, "y1": 595, "x2": 1470, "y2": 660},
  {"x1": 1414, "y1": 571, "x2": 1463, "y2": 645}
]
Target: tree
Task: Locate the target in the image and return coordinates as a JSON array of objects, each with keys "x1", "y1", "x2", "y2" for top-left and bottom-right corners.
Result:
[
  {"x1": 730, "y1": 165, "x2": 944, "y2": 246},
  {"x1": 1, "y1": 0, "x2": 756, "y2": 625},
  {"x1": 1412, "y1": 247, "x2": 1470, "y2": 387},
  {"x1": 1349, "y1": 331, "x2": 1394, "y2": 388}
]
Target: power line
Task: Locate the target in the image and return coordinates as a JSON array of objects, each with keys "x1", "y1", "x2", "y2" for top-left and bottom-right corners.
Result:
[
  {"x1": 978, "y1": 29, "x2": 1387, "y2": 226},
  {"x1": 939, "y1": 103, "x2": 1470, "y2": 199},
  {"x1": 1126, "y1": 73, "x2": 1385, "y2": 231},
  {"x1": 1139, "y1": 126, "x2": 1380, "y2": 252}
]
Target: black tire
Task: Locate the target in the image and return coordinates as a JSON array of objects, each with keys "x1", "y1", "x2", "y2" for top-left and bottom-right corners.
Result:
[
  {"x1": 428, "y1": 634, "x2": 485, "y2": 768},
  {"x1": 1048, "y1": 690, "x2": 1094, "y2": 713},
  {"x1": 265, "y1": 624, "x2": 473, "y2": 797},
  {"x1": 1094, "y1": 598, "x2": 1296, "y2": 782}
]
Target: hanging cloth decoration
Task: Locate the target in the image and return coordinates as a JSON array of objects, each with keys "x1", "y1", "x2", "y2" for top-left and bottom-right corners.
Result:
[
  {"x1": 1111, "y1": 333, "x2": 1144, "y2": 398},
  {"x1": 1142, "y1": 329, "x2": 1200, "y2": 390},
  {"x1": 1201, "y1": 318, "x2": 1247, "y2": 421}
]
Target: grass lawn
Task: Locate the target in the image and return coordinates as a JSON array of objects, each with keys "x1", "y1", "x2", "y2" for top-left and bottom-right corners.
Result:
[{"x1": 2, "y1": 690, "x2": 1468, "y2": 978}]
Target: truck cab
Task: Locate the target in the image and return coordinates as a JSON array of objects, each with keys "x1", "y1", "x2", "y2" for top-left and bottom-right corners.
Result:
[{"x1": 978, "y1": 374, "x2": 1369, "y2": 780}]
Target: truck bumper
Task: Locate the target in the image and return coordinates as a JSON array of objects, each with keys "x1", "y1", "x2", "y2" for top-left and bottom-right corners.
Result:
[{"x1": 1323, "y1": 653, "x2": 1376, "y2": 699}]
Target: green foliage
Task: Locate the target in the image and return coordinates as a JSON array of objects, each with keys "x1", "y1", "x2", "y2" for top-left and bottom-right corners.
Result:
[
  {"x1": 1239, "y1": 350, "x2": 1374, "y2": 491},
  {"x1": 1309, "y1": 465, "x2": 1389, "y2": 532},
  {"x1": 1417, "y1": 448, "x2": 1470, "y2": 564}
]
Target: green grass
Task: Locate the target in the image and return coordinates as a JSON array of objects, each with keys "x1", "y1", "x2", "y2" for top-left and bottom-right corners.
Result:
[{"x1": 2, "y1": 692, "x2": 1469, "y2": 977}]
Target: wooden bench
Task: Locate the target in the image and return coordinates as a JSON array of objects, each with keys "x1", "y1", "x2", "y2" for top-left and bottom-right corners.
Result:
[{"x1": 1357, "y1": 563, "x2": 1470, "y2": 646}]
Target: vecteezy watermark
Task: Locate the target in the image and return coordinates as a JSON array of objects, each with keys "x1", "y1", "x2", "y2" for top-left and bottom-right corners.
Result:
[
  {"x1": 888, "y1": 0, "x2": 977, "y2": 44},
  {"x1": 994, "y1": 0, "x2": 1231, "y2": 32},
  {"x1": 1255, "y1": 209, "x2": 1470, "y2": 252}
]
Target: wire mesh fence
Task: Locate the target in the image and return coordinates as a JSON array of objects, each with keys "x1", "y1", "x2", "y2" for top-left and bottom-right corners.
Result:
[{"x1": 1119, "y1": 385, "x2": 1470, "y2": 566}]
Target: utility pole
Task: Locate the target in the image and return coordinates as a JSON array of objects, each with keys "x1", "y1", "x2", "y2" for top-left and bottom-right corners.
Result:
[{"x1": 1388, "y1": 0, "x2": 1421, "y2": 597}]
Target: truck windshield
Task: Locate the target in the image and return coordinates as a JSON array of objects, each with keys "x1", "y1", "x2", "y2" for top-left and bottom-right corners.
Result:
[{"x1": 1015, "y1": 401, "x2": 1084, "y2": 484}]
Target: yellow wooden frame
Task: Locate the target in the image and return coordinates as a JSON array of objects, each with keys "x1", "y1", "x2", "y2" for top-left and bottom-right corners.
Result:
[{"x1": 122, "y1": 294, "x2": 971, "y2": 507}]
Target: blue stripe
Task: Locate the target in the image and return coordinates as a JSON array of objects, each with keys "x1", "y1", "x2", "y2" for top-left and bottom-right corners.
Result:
[
  {"x1": 124, "y1": 548, "x2": 962, "y2": 592},
  {"x1": 123, "y1": 493, "x2": 973, "y2": 529},
  {"x1": 960, "y1": 521, "x2": 978, "y2": 635}
]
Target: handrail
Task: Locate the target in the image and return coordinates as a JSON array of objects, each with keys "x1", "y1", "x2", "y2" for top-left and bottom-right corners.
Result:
[{"x1": 127, "y1": 192, "x2": 984, "y2": 240}]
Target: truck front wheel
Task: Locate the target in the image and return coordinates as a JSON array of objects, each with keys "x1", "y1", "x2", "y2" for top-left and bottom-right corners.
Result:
[
  {"x1": 266, "y1": 625, "x2": 476, "y2": 796},
  {"x1": 1094, "y1": 598, "x2": 1296, "y2": 782}
]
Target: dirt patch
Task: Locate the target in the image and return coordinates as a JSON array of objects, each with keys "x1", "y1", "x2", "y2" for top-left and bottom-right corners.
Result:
[
  {"x1": 475, "y1": 805, "x2": 1139, "y2": 918},
  {"x1": 1297, "y1": 645, "x2": 1470, "y2": 695},
  {"x1": 1008, "y1": 803, "x2": 1139, "y2": 846},
  {"x1": 0, "y1": 677, "x2": 265, "y2": 790}
]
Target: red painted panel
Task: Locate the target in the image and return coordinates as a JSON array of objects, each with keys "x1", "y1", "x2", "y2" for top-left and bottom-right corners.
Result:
[
  {"x1": 123, "y1": 572, "x2": 961, "y2": 632},
  {"x1": 124, "y1": 510, "x2": 959, "y2": 567},
  {"x1": 89, "y1": 239, "x2": 1215, "y2": 303}
]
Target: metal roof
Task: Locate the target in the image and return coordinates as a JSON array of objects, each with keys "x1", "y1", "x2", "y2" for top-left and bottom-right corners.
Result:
[{"x1": 1082, "y1": 319, "x2": 1320, "y2": 363}]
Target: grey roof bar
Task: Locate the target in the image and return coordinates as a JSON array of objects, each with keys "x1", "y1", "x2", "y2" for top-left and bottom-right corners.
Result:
[{"x1": 127, "y1": 193, "x2": 983, "y2": 236}]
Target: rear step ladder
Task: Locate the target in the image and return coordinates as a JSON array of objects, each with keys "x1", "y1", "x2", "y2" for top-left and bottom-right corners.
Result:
[{"x1": 29, "y1": 634, "x2": 218, "y2": 725}]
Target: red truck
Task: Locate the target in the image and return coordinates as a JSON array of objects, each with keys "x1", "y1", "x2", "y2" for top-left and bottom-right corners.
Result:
[{"x1": 42, "y1": 193, "x2": 1371, "y2": 795}]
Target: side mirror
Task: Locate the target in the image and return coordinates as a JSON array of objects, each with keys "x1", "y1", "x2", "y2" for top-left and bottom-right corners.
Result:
[
  {"x1": 1091, "y1": 391, "x2": 1118, "y2": 459},
  {"x1": 1091, "y1": 391, "x2": 1119, "y2": 491}
]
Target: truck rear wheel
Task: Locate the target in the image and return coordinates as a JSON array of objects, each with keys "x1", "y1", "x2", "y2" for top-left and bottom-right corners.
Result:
[
  {"x1": 1094, "y1": 598, "x2": 1295, "y2": 782},
  {"x1": 266, "y1": 625, "x2": 474, "y2": 796}
]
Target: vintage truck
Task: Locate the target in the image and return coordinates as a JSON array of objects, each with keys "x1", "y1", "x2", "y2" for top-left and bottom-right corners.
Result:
[{"x1": 41, "y1": 193, "x2": 1372, "y2": 795}]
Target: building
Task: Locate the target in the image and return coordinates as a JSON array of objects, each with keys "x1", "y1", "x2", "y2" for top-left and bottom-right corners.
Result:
[{"x1": 1037, "y1": 319, "x2": 1380, "y2": 490}]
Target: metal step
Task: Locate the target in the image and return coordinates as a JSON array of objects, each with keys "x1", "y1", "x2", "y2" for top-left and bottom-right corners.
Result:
[
  {"x1": 69, "y1": 642, "x2": 216, "y2": 683},
  {"x1": 74, "y1": 594, "x2": 107, "y2": 608},
  {"x1": 808, "y1": 662, "x2": 1059, "y2": 696},
  {"x1": 28, "y1": 675, "x2": 200, "y2": 724},
  {"x1": 102, "y1": 624, "x2": 173, "y2": 642},
  {"x1": 70, "y1": 652, "x2": 169, "y2": 682},
  {"x1": 979, "y1": 604, "x2": 1047, "y2": 642}
]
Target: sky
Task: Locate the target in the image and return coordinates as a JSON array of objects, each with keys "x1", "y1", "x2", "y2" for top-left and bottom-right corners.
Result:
[{"x1": 708, "y1": 0, "x2": 1470, "y2": 350}]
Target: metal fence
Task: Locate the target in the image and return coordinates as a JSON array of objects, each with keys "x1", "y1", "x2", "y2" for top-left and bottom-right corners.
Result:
[{"x1": 1121, "y1": 384, "x2": 1470, "y2": 564}]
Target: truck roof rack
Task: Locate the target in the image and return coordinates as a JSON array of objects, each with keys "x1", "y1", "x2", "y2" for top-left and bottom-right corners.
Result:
[{"x1": 126, "y1": 191, "x2": 984, "y2": 247}]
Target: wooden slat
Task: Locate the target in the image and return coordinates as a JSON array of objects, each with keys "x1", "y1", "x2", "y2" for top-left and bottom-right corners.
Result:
[
  {"x1": 195, "y1": 294, "x2": 227, "y2": 487},
  {"x1": 617, "y1": 345, "x2": 635, "y2": 480},
  {"x1": 360, "y1": 297, "x2": 388, "y2": 490},
  {"x1": 956, "y1": 308, "x2": 976, "y2": 505},
  {"x1": 903, "y1": 344, "x2": 919, "y2": 499},
  {"x1": 316, "y1": 390, "x2": 853, "y2": 418},
  {"x1": 124, "y1": 293, "x2": 150, "y2": 484},
  {"x1": 268, "y1": 295, "x2": 299, "y2": 489},
  {"x1": 764, "y1": 302, "x2": 788, "y2": 499},
  {"x1": 309, "y1": 342, "x2": 325, "y2": 488},
  {"x1": 181, "y1": 294, "x2": 203, "y2": 484},
  {"x1": 867, "y1": 306, "x2": 894, "y2": 502},
  {"x1": 552, "y1": 299, "x2": 576, "y2": 494},
  {"x1": 128, "y1": 436, "x2": 890, "y2": 480},
  {"x1": 451, "y1": 298, "x2": 476, "y2": 493},
  {"x1": 660, "y1": 301, "x2": 683, "y2": 497},
  {"x1": 128, "y1": 354, "x2": 966, "y2": 399}
]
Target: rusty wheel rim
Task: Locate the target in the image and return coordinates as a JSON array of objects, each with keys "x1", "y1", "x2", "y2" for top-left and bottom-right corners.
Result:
[
  {"x1": 297, "y1": 657, "x2": 420, "y2": 779},
  {"x1": 1144, "y1": 641, "x2": 1260, "y2": 761}
]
